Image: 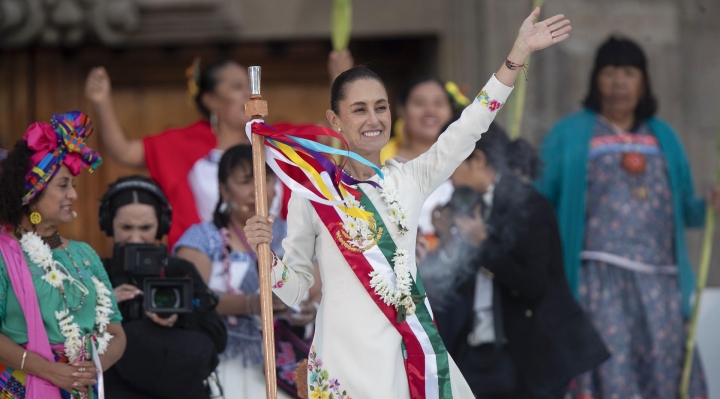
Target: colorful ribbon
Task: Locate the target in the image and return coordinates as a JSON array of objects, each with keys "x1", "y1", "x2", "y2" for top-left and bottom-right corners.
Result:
[
  {"x1": 246, "y1": 121, "x2": 383, "y2": 221},
  {"x1": 23, "y1": 111, "x2": 102, "y2": 204}
]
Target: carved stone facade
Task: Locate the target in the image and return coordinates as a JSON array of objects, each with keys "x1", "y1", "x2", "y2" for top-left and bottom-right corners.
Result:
[{"x1": 0, "y1": 0, "x2": 244, "y2": 47}]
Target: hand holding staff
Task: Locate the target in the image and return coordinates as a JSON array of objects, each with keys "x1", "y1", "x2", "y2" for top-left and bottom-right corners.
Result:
[{"x1": 244, "y1": 66, "x2": 278, "y2": 399}]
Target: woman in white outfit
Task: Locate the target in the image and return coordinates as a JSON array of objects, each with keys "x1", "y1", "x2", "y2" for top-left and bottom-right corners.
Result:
[{"x1": 246, "y1": 8, "x2": 571, "y2": 398}]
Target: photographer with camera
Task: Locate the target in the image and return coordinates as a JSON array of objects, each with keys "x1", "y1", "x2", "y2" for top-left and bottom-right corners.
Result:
[
  {"x1": 99, "y1": 176, "x2": 226, "y2": 399},
  {"x1": 436, "y1": 124, "x2": 609, "y2": 399}
]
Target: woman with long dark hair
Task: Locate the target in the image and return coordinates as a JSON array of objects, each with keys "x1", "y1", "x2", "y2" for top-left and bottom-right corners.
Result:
[
  {"x1": 536, "y1": 36, "x2": 720, "y2": 399},
  {"x1": 174, "y1": 145, "x2": 316, "y2": 399},
  {"x1": 0, "y1": 112, "x2": 126, "y2": 398},
  {"x1": 85, "y1": 53, "x2": 354, "y2": 249},
  {"x1": 85, "y1": 61, "x2": 252, "y2": 248}
]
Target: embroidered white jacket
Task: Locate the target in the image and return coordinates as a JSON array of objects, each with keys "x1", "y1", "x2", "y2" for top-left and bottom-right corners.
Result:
[{"x1": 272, "y1": 75, "x2": 513, "y2": 398}]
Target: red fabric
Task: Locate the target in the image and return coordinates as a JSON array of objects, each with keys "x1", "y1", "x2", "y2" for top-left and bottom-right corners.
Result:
[
  {"x1": 143, "y1": 121, "x2": 215, "y2": 249},
  {"x1": 310, "y1": 203, "x2": 427, "y2": 398},
  {"x1": 263, "y1": 123, "x2": 339, "y2": 221},
  {"x1": 143, "y1": 120, "x2": 331, "y2": 246}
]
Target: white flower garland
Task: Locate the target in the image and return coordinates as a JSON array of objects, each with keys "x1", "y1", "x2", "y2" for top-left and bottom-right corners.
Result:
[
  {"x1": 379, "y1": 168, "x2": 409, "y2": 235},
  {"x1": 341, "y1": 167, "x2": 414, "y2": 316},
  {"x1": 20, "y1": 232, "x2": 113, "y2": 362},
  {"x1": 369, "y1": 249, "x2": 416, "y2": 317}
]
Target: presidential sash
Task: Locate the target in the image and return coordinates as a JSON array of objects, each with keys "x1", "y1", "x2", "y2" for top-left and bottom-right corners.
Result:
[
  {"x1": 310, "y1": 189, "x2": 453, "y2": 399},
  {"x1": 246, "y1": 120, "x2": 454, "y2": 398}
]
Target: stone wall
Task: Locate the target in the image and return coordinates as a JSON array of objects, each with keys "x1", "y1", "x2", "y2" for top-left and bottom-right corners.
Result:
[{"x1": 439, "y1": 0, "x2": 720, "y2": 285}]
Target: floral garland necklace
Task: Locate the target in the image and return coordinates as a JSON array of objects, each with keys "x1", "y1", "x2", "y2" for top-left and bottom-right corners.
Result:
[
  {"x1": 342, "y1": 166, "x2": 418, "y2": 321},
  {"x1": 19, "y1": 232, "x2": 114, "y2": 362},
  {"x1": 342, "y1": 166, "x2": 409, "y2": 236}
]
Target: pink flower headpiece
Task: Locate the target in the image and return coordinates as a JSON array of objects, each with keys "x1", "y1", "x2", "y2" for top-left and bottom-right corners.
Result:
[{"x1": 22, "y1": 111, "x2": 102, "y2": 204}]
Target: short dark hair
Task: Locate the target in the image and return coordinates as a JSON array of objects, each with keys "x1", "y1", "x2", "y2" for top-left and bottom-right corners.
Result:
[
  {"x1": 468, "y1": 122, "x2": 511, "y2": 171},
  {"x1": 330, "y1": 65, "x2": 386, "y2": 114},
  {"x1": 194, "y1": 60, "x2": 238, "y2": 119},
  {"x1": 506, "y1": 138, "x2": 542, "y2": 181},
  {"x1": 582, "y1": 36, "x2": 658, "y2": 122}
]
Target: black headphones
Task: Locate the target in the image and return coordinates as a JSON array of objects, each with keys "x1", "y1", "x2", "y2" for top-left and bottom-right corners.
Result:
[{"x1": 99, "y1": 176, "x2": 172, "y2": 239}]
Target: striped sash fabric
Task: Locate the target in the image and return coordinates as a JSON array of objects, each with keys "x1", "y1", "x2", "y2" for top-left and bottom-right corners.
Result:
[{"x1": 310, "y1": 188, "x2": 453, "y2": 399}]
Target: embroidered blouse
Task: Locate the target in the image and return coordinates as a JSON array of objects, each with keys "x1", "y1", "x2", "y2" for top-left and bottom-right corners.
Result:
[{"x1": 0, "y1": 240, "x2": 122, "y2": 345}]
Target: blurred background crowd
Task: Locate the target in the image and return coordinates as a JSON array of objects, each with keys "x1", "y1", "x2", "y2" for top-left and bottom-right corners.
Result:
[{"x1": 1, "y1": 0, "x2": 720, "y2": 398}]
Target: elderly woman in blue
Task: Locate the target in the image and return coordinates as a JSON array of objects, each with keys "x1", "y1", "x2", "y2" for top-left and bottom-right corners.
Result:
[{"x1": 536, "y1": 37, "x2": 720, "y2": 399}]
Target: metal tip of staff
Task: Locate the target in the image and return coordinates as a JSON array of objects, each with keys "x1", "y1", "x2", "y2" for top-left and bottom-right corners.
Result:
[{"x1": 249, "y1": 66, "x2": 261, "y2": 95}]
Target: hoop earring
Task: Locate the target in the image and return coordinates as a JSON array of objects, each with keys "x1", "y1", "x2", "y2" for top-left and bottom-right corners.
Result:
[
  {"x1": 29, "y1": 212, "x2": 42, "y2": 225},
  {"x1": 210, "y1": 113, "x2": 219, "y2": 131}
]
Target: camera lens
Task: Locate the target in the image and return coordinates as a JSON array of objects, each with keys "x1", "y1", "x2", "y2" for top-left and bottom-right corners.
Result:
[{"x1": 151, "y1": 287, "x2": 181, "y2": 309}]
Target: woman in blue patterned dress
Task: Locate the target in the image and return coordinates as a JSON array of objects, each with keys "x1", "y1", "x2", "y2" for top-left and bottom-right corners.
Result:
[
  {"x1": 174, "y1": 145, "x2": 317, "y2": 399},
  {"x1": 536, "y1": 36, "x2": 720, "y2": 399}
]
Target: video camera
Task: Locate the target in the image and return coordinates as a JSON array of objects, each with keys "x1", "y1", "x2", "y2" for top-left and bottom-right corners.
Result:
[{"x1": 111, "y1": 243, "x2": 194, "y2": 319}]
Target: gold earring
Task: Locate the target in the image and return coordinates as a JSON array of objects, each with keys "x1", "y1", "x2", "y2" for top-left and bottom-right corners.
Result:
[{"x1": 29, "y1": 212, "x2": 42, "y2": 225}]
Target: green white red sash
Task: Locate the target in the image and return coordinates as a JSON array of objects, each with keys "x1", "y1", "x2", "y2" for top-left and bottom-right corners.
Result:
[
  {"x1": 310, "y1": 189, "x2": 453, "y2": 399},
  {"x1": 244, "y1": 120, "x2": 454, "y2": 398}
]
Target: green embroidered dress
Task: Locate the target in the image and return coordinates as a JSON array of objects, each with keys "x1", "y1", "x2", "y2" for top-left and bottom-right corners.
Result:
[{"x1": 0, "y1": 240, "x2": 122, "y2": 345}]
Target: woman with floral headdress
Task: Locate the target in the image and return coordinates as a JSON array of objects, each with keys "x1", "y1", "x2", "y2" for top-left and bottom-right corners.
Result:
[
  {"x1": 85, "y1": 53, "x2": 354, "y2": 249},
  {"x1": 85, "y1": 60, "x2": 253, "y2": 249},
  {"x1": 0, "y1": 111, "x2": 125, "y2": 399}
]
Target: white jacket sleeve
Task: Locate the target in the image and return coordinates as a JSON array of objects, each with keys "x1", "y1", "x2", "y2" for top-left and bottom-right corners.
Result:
[
  {"x1": 395, "y1": 74, "x2": 514, "y2": 199},
  {"x1": 271, "y1": 191, "x2": 316, "y2": 306}
]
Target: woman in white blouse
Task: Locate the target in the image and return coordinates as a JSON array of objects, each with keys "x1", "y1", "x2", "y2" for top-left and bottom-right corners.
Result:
[{"x1": 246, "y1": 8, "x2": 571, "y2": 398}]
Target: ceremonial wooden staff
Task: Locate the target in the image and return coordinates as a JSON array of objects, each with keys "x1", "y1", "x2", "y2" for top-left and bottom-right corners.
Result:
[{"x1": 245, "y1": 66, "x2": 278, "y2": 399}]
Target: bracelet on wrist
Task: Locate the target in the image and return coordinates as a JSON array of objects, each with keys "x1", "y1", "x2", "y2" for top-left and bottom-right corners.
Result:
[
  {"x1": 20, "y1": 350, "x2": 27, "y2": 370},
  {"x1": 505, "y1": 58, "x2": 529, "y2": 81}
]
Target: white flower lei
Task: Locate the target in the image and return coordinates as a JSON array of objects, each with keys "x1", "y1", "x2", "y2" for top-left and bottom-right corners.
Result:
[
  {"x1": 369, "y1": 249, "x2": 416, "y2": 317},
  {"x1": 379, "y1": 168, "x2": 409, "y2": 235},
  {"x1": 341, "y1": 167, "x2": 414, "y2": 316},
  {"x1": 20, "y1": 232, "x2": 114, "y2": 362}
]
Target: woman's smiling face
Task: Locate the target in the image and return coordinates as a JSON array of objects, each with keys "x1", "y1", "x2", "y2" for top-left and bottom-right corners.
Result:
[
  {"x1": 327, "y1": 78, "x2": 392, "y2": 158},
  {"x1": 32, "y1": 165, "x2": 77, "y2": 227},
  {"x1": 400, "y1": 81, "x2": 453, "y2": 144}
]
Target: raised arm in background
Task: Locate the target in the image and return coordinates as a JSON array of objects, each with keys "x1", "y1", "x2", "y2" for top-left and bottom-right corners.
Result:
[{"x1": 85, "y1": 67, "x2": 146, "y2": 169}]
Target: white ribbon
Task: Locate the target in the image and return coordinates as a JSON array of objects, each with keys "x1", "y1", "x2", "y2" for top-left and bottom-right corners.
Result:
[
  {"x1": 245, "y1": 120, "x2": 353, "y2": 208},
  {"x1": 91, "y1": 336, "x2": 105, "y2": 399}
]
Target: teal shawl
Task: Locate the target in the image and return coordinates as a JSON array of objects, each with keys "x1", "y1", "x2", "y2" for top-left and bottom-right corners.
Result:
[{"x1": 535, "y1": 110, "x2": 705, "y2": 316}]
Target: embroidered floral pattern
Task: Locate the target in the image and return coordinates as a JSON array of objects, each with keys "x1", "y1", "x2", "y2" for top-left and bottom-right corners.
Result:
[
  {"x1": 339, "y1": 196, "x2": 383, "y2": 252},
  {"x1": 272, "y1": 254, "x2": 291, "y2": 289},
  {"x1": 308, "y1": 346, "x2": 352, "y2": 399},
  {"x1": 476, "y1": 89, "x2": 504, "y2": 112}
]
